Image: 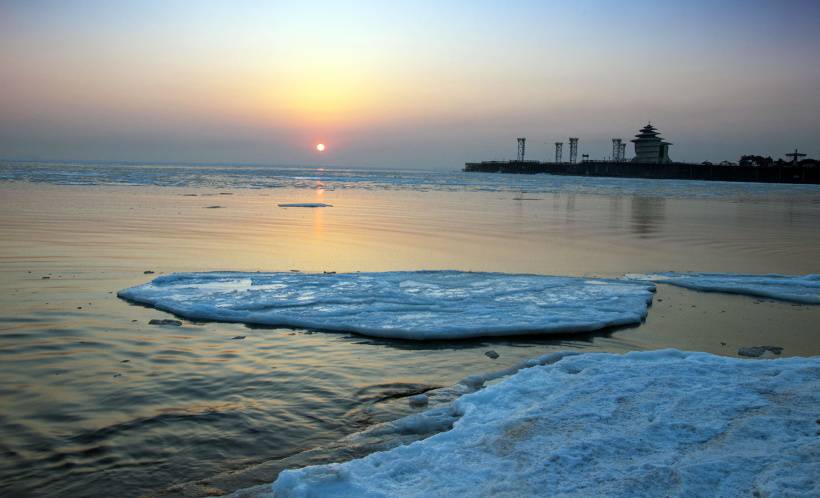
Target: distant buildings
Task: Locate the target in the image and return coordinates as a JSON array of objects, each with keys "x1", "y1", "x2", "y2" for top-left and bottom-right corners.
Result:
[
  {"x1": 738, "y1": 154, "x2": 819, "y2": 168},
  {"x1": 631, "y1": 123, "x2": 672, "y2": 164},
  {"x1": 466, "y1": 121, "x2": 818, "y2": 183}
]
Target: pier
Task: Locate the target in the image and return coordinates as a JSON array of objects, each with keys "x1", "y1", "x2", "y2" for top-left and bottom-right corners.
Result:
[
  {"x1": 463, "y1": 160, "x2": 820, "y2": 184},
  {"x1": 464, "y1": 123, "x2": 819, "y2": 185}
]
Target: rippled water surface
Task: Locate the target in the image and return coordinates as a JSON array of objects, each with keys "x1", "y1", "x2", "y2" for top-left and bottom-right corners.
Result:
[
  {"x1": 4, "y1": 160, "x2": 820, "y2": 199},
  {"x1": 1, "y1": 164, "x2": 819, "y2": 497}
]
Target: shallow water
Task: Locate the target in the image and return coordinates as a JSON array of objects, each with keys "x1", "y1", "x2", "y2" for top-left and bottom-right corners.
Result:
[{"x1": 1, "y1": 168, "x2": 819, "y2": 497}]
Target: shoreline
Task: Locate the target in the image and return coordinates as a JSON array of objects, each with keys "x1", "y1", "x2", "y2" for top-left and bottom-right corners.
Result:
[
  {"x1": 161, "y1": 348, "x2": 820, "y2": 498},
  {"x1": 267, "y1": 349, "x2": 820, "y2": 497}
]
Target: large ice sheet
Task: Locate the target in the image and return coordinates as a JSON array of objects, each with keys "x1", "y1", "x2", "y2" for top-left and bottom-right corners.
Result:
[
  {"x1": 269, "y1": 350, "x2": 820, "y2": 498},
  {"x1": 627, "y1": 272, "x2": 820, "y2": 304},
  {"x1": 117, "y1": 271, "x2": 655, "y2": 340}
]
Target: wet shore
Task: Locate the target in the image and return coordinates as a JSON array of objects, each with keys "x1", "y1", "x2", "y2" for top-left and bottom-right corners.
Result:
[{"x1": 1, "y1": 180, "x2": 818, "y2": 497}]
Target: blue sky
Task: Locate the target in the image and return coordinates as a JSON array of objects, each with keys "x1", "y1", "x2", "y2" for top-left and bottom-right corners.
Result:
[{"x1": 1, "y1": 0, "x2": 818, "y2": 167}]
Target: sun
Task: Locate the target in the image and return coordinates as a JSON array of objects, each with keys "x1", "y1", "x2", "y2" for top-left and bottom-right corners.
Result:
[{"x1": 316, "y1": 143, "x2": 326, "y2": 152}]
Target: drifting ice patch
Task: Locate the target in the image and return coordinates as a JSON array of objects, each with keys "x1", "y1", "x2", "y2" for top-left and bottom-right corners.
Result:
[
  {"x1": 267, "y1": 350, "x2": 820, "y2": 498},
  {"x1": 117, "y1": 271, "x2": 655, "y2": 340},
  {"x1": 627, "y1": 272, "x2": 820, "y2": 304},
  {"x1": 277, "y1": 203, "x2": 333, "y2": 208}
]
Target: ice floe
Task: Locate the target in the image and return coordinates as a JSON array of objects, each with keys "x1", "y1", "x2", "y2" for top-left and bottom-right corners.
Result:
[
  {"x1": 627, "y1": 272, "x2": 820, "y2": 304},
  {"x1": 277, "y1": 203, "x2": 333, "y2": 208},
  {"x1": 267, "y1": 350, "x2": 820, "y2": 498},
  {"x1": 117, "y1": 271, "x2": 655, "y2": 340}
]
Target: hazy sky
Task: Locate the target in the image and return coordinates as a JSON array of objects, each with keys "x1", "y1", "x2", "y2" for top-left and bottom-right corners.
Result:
[{"x1": 1, "y1": 0, "x2": 819, "y2": 168}]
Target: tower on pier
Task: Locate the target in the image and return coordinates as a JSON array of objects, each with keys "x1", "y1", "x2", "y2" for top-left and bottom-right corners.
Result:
[
  {"x1": 516, "y1": 138, "x2": 526, "y2": 161},
  {"x1": 786, "y1": 148, "x2": 806, "y2": 164},
  {"x1": 612, "y1": 139, "x2": 623, "y2": 161},
  {"x1": 569, "y1": 138, "x2": 579, "y2": 164},
  {"x1": 631, "y1": 123, "x2": 672, "y2": 163}
]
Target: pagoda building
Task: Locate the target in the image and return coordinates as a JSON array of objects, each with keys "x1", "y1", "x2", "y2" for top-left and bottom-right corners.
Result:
[{"x1": 631, "y1": 123, "x2": 672, "y2": 163}]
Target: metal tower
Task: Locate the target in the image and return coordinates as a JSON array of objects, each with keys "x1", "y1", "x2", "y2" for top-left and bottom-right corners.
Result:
[
  {"x1": 517, "y1": 138, "x2": 526, "y2": 162},
  {"x1": 569, "y1": 138, "x2": 579, "y2": 164},
  {"x1": 554, "y1": 142, "x2": 563, "y2": 163},
  {"x1": 786, "y1": 148, "x2": 806, "y2": 164},
  {"x1": 612, "y1": 139, "x2": 623, "y2": 161}
]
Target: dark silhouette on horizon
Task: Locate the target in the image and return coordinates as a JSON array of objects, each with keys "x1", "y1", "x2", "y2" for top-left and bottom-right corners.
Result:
[{"x1": 464, "y1": 123, "x2": 819, "y2": 184}]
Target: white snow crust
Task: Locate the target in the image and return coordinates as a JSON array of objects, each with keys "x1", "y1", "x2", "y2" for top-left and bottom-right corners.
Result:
[
  {"x1": 117, "y1": 271, "x2": 655, "y2": 340},
  {"x1": 268, "y1": 350, "x2": 820, "y2": 498},
  {"x1": 627, "y1": 272, "x2": 820, "y2": 304}
]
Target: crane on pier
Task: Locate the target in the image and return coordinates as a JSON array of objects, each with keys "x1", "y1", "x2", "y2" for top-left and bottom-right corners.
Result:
[{"x1": 786, "y1": 148, "x2": 806, "y2": 164}]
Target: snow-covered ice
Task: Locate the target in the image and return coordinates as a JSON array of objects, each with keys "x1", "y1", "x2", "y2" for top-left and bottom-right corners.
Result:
[
  {"x1": 627, "y1": 272, "x2": 820, "y2": 304},
  {"x1": 117, "y1": 271, "x2": 655, "y2": 340},
  {"x1": 277, "y1": 203, "x2": 333, "y2": 208},
  {"x1": 267, "y1": 350, "x2": 820, "y2": 498}
]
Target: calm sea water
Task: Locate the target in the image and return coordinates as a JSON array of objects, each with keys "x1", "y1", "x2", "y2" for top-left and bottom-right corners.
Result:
[
  {"x1": 4, "y1": 160, "x2": 820, "y2": 198},
  {"x1": 1, "y1": 162, "x2": 819, "y2": 497}
]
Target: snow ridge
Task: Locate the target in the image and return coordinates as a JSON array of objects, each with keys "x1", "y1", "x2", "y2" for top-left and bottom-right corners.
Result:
[{"x1": 270, "y1": 350, "x2": 820, "y2": 498}]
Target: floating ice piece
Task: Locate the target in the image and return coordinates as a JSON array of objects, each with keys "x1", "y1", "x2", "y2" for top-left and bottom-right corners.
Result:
[
  {"x1": 626, "y1": 272, "x2": 820, "y2": 304},
  {"x1": 277, "y1": 203, "x2": 333, "y2": 208},
  {"x1": 407, "y1": 394, "x2": 428, "y2": 408},
  {"x1": 117, "y1": 271, "x2": 655, "y2": 340},
  {"x1": 268, "y1": 350, "x2": 820, "y2": 498},
  {"x1": 738, "y1": 345, "x2": 783, "y2": 358}
]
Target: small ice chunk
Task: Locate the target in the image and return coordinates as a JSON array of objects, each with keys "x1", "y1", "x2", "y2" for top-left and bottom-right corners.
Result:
[
  {"x1": 626, "y1": 272, "x2": 820, "y2": 304},
  {"x1": 459, "y1": 375, "x2": 485, "y2": 389},
  {"x1": 408, "y1": 394, "x2": 428, "y2": 407},
  {"x1": 738, "y1": 345, "x2": 783, "y2": 358},
  {"x1": 117, "y1": 271, "x2": 655, "y2": 340},
  {"x1": 269, "y1": 350, "x2": 820, "y2": 497},
  {"x1": 277, "y1": 203, "x2": 333, "y2": 208}
]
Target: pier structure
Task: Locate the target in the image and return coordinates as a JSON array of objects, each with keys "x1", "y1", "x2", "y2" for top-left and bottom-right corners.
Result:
[
  {"x1": 612, "y1": 139, "x2": 623, "y2": 162},
  {"x1": 569, "y1": 138, "x2": 579, "y2": 164},
  {"x1": 517, "y1": 138, "x2": 526, "y2": 161},
  {"x1": 632, "y1": 123, "x2": 672, "y2": 163},
  {"x1": 787, "y1": 148, "x2": 806, "y2": 164},
  {"x1": 463, "y1": 125, "x2": 818, "y2": 184}
]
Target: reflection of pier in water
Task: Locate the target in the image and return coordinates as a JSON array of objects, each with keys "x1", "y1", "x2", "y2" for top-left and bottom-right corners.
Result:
[{"x1": 630, "y1": 197, "x2": 666, "y2": 238}]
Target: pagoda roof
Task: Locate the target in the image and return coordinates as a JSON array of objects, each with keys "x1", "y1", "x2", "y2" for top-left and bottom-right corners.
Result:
[{"x1": 634, "y1": 122, "x2": 667, "y2": 139}]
